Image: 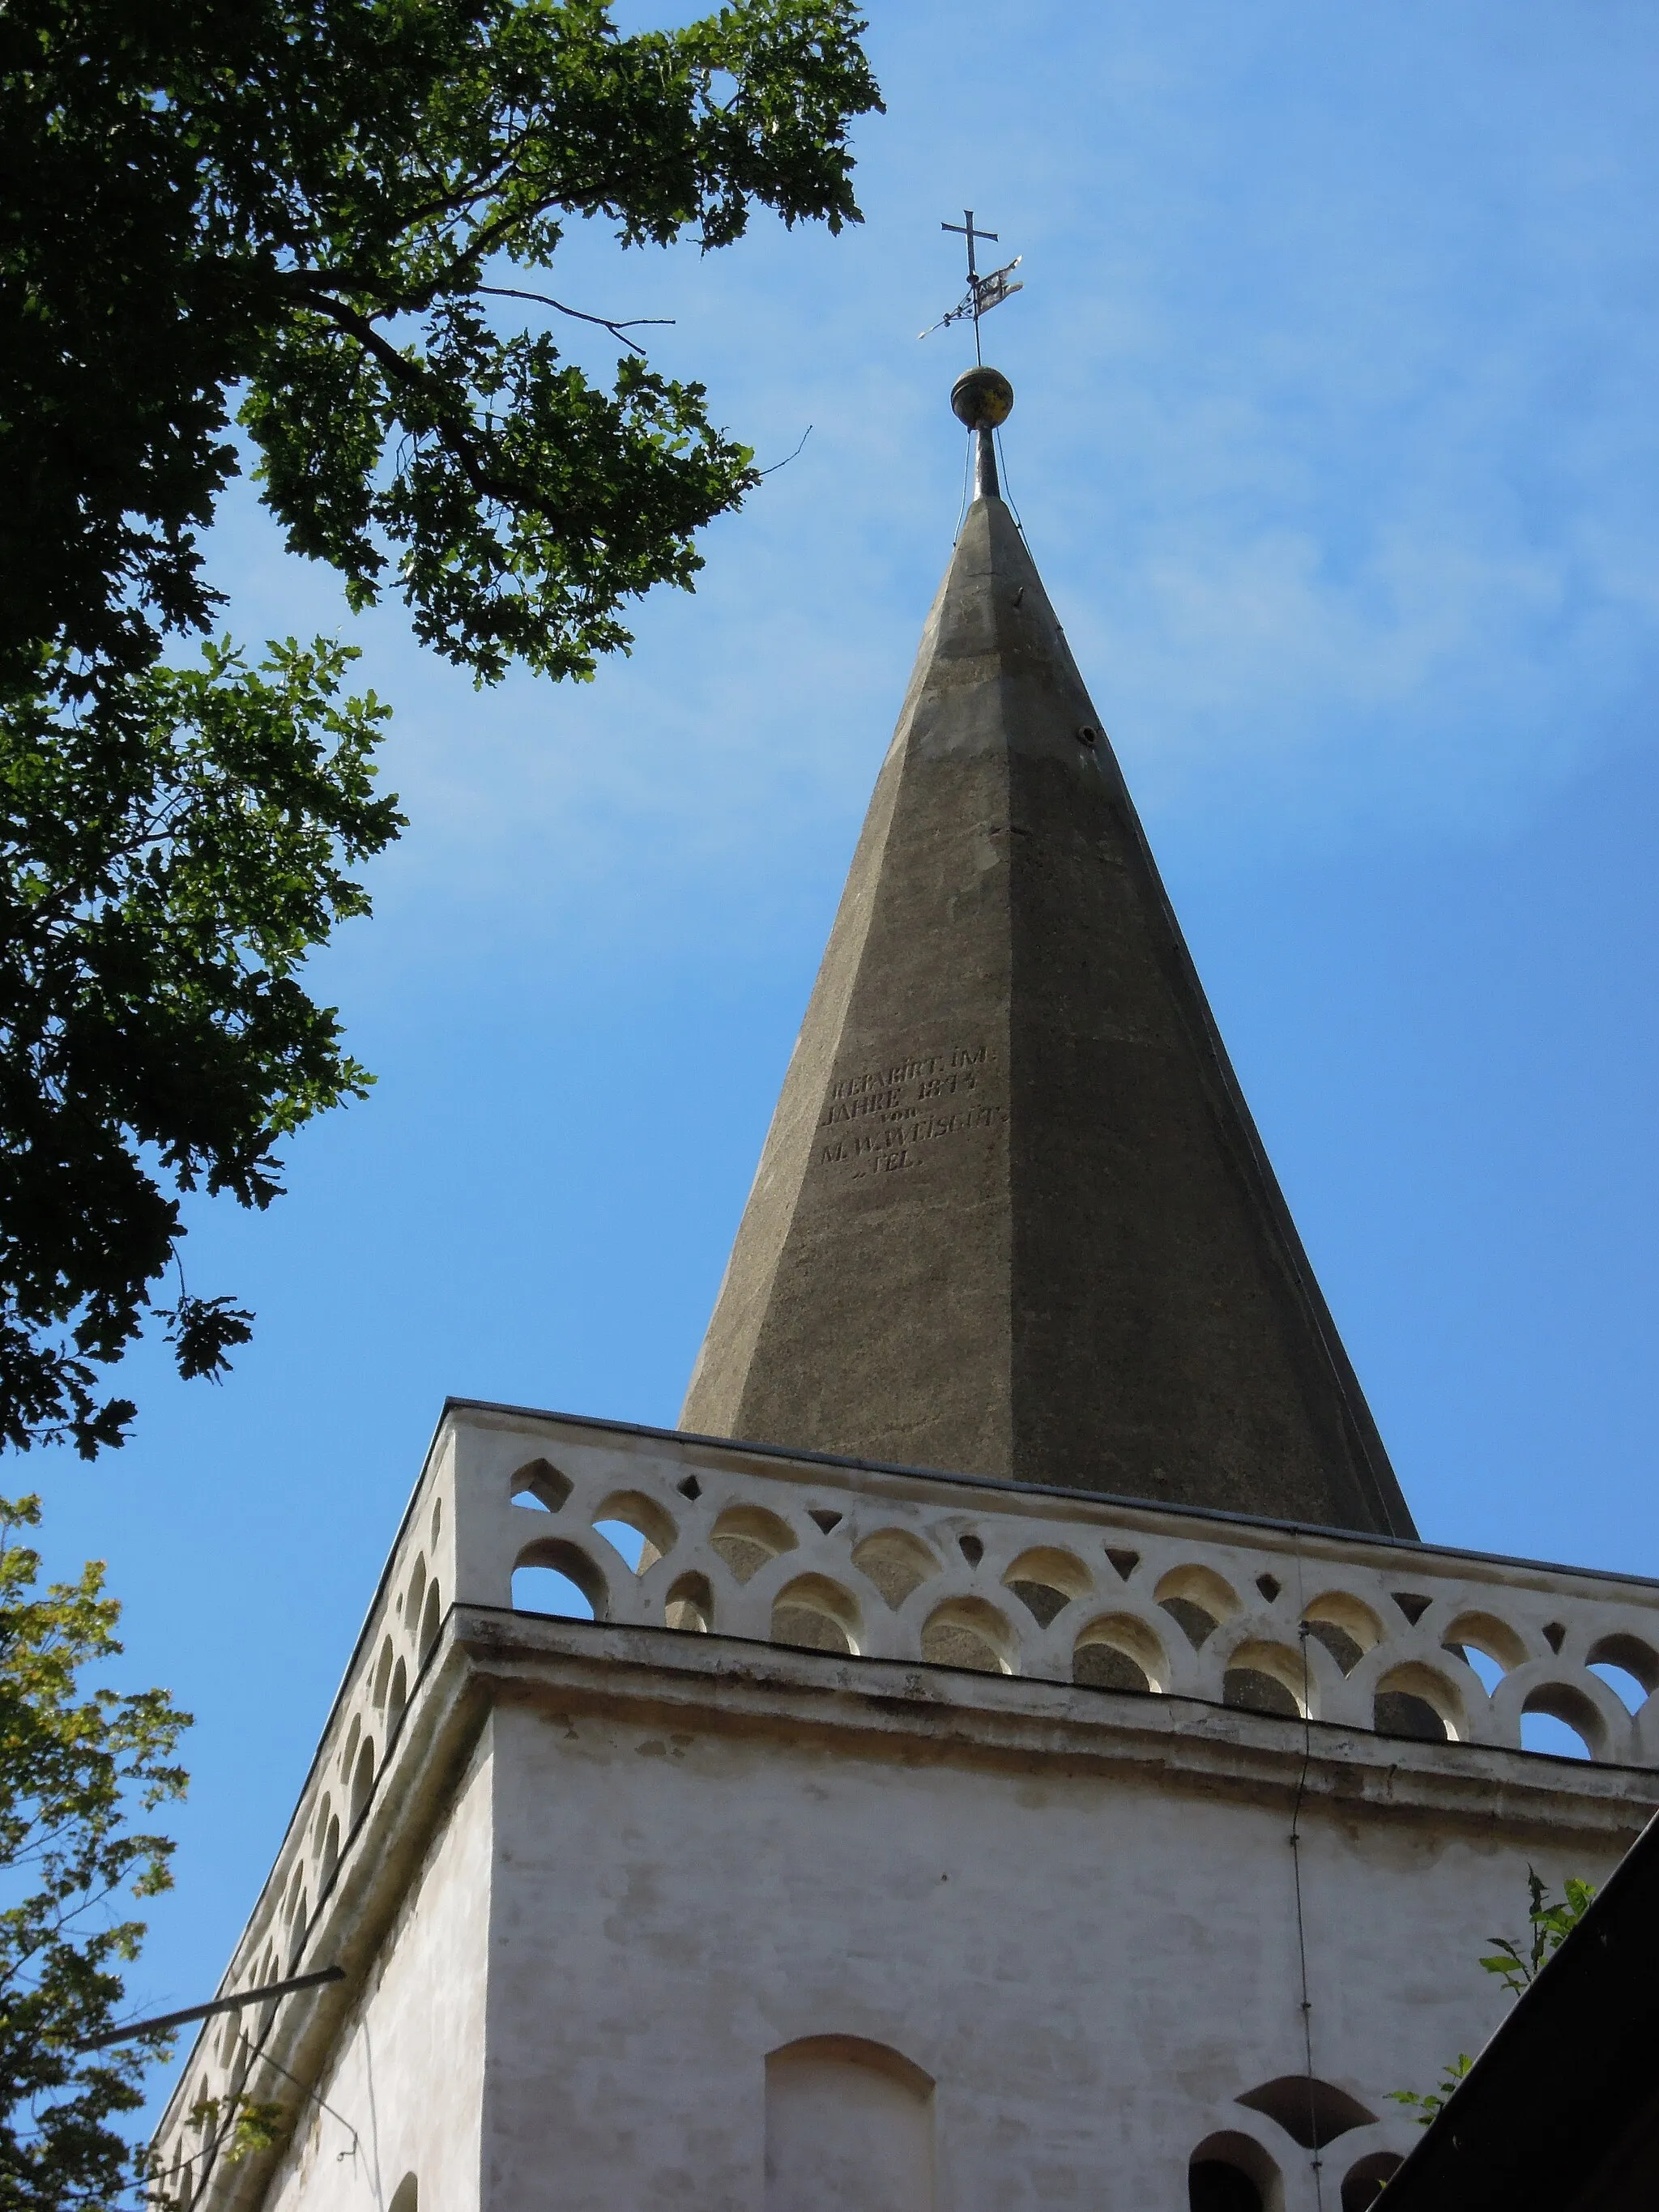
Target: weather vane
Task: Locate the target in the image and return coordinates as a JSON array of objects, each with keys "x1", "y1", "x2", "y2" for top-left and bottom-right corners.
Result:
[{"x1": 919, "y1": 209, "x2": 1023, "y2": 361}]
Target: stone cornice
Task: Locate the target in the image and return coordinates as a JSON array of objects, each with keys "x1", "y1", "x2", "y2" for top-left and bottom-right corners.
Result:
[{"x1": 462, "y1": 1607, "x2": 1658, "y2": 1841}]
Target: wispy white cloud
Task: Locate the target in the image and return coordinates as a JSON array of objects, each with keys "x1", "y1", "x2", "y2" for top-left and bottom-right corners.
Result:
[{"x1": 203, "y1": 0, "x2": 1659, "y2": 971}]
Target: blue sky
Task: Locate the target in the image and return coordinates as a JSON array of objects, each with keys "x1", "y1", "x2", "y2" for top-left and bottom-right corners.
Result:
[{"x1": 22, "y1": 0, "x2": 1659, "y2": 2131}]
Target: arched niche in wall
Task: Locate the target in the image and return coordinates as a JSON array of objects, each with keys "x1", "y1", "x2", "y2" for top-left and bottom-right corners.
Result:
[
  {"x1": 764, "y1": 2035, "x2": 934, "y2": 2212},
  {"x1": 1189, "y1": 2130, "x2": 1281, "y2": 2212},
  {"x1": 387, "y1": 2177, "x2": 418, "y2": 2212},
  {"x1": 1341, "y1": 2150, "x2": 1403, "y2": 2211}
]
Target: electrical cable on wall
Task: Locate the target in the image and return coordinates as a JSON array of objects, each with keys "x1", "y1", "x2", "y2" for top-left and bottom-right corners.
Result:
[
  {"x1": 1289, "y1": 1546, "x2": 1327, "y2": 2212},
  {"x1": 244, "y1": 2032, "x2": 362, "y2": 2162}
]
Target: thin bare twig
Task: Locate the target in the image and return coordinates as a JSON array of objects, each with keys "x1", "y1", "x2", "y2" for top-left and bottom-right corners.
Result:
[
  {"x1": 474, "y1": 286, "x2": 673, "y2": 354},
  {"x1": 758, "y1": 424, "x2": 812, "y2": 475}
]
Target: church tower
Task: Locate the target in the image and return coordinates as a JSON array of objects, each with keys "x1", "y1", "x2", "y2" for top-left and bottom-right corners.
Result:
[
  {"x1": 684, "y1": 368, "x2": 1413, "y2": 1539},
  {"x1": 149, "y1": 373, "x2": 1659, "y2": 2212}
]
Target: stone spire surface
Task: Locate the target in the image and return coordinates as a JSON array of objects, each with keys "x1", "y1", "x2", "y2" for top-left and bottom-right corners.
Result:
[{"x1": 682, "y1": 374, "x2": 1416, "y2": 1538}]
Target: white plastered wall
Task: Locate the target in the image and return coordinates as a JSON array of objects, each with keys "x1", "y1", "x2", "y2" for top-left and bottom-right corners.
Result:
[
  {"x1": 476, "y1": 1697, "x2": 1619, "y2": 2212},
  {"x1": 258, "y1": 1724, "x2": 495, "y2": 2212}
]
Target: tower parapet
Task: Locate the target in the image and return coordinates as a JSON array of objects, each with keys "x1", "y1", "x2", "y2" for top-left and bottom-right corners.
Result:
[{"x1": 151, "y1": 1398, "x2": 1659, "y2": 2212}]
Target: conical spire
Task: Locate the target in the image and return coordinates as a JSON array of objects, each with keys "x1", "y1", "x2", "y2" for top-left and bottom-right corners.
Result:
[{"x1": 682, "y1": 377, "x2": 1416, "y2": 1538}]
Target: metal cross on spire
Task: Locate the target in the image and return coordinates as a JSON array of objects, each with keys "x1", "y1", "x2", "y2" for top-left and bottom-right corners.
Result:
[
  {"x1": 943, "y1": 208, "x2": 996, "y2": 281},
  {"x1": 919, "y1": 207, "x2": 1023, "y2": 360}
]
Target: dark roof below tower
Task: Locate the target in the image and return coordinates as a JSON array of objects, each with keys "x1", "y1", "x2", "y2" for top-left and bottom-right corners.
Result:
[
  {"x1": 681, "y1": 420, "x2": 1415, "y2": 1539},
  {"x1": 1381, "y1": 1811, "x2": 1659, "y2": 2212}
]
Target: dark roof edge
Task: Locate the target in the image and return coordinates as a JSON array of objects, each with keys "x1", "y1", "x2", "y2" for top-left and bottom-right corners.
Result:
[
  {"x1": 437, "y1": 1396, "x2": 1659, "y2": 1596},
  {"x1": 1381, "y1": 1800, "x2": 1659, "y2": 2211}
]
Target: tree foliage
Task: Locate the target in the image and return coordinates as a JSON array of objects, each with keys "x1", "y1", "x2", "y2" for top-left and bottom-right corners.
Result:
[
  {"x1": 2, "y1": 0, "x2": 881, "y2": 693},
  {"x1": 1476, "y1": 1865, "x2": 1597, "y2": 1997},
  {"x1": 1, "y1": 641, "x2": 402, "y2": 1454},
  {"x1": 0, "y1": 1494, "x2": 190, "y2": 2209},
  {"x1": 1391, "y1": 1866, "x2": 1596, "y2": 2125},
  {"x1": 0, "y1": 0, "x2": 881, "y2": 1450}
]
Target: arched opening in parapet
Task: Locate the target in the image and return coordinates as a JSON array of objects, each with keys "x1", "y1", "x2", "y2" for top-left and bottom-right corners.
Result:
[
  {"x1": 1441, "y1": 1610, "x2": 1527, "y2": 1697},
  {"x1": 161, "y1": 2146, "x2": 190, "y2": 2209},
  {"x1": 510, "y1": 1458, "x2": 572, "y2": 1512},
  {"x1": 1520, "y1": 1681, "x2": 1601, "y2": 1760},
  {"x1": 665, "y1": 1571, "x2": 713, "y2": 1633},
  {"x1": 710, "y1": 1504, "x2": 798, "y2": 1584},
  {"x1": 386, "y1": 1657, "x2": 408, "y2": 1738},
  {"x1": 1235, "y1": 2077, "x2": 1375, "y2": 2150},
  {"x1": 1188, "y1": 2131, "x2": 1279, "y2": 2212},
  {"x1": 852, "y1": 1528, "x2": 940, "y2": 1610},
  {"x1": 349, "y1": 1737, "x2": 375, "y2": 1828},
  {"x1": 1587, "y1": 1632, "x2": 1657, "y2": 1712},
  {"x1": 593, "y1": 1490, "x2": 677, "y2": 1574},
  {"x1": 419, "y1": 1579, "x2": 442, "y2": 1663},
  {"x1": 372, "y1": 1634, "x2": 396, "y2": 1708},
  {"x1": 1589, "y1": 1661, "x2": 1649, "y2": 1713},
  {"x1": 254, "y1": 1944, "x2": 279, "y2": 2038},
  {"x1": 1002, "y1": 1545, "x2": 1092, "y2": 1627},
  {"x1": 388, "y1": 2176, "x2": 418, "y2": 2212},
  {"x1": 284, "y1": 1887, "x2": 309, "y2": 1970},
  {"x1": 1156, "y1": 1565, "x2": 1239, "y2": 1651},
  {"x1": 1302, "y1": 1592, "x2": 1384, "y2": 1675},
  {"x1": 1222, "y1": 1641, "x2": 1308, "y2": 1720},
  {"x1": 513, "y1": 1540, "x2": 605, "y2": 1622},
  {"x1": 772, "y1": 1575, "x2": 860, "y2": 1656},
  {"x1": 765, "y1": 2037, "x2": 933, "y2": 2212},
  {"x1": 1374, "y1": 1662, "x2": 1461, "y2": 1743},
  {"x1": 222, "y1": 2007, "x2": 250, "y2": 2094},
  {"x1": 404, "y1": 1554, "x2": 427, "y2": 1631},
  {"x1": 282, "y1": 1856, "x2": 309, "y2": 1967},
  {"x1": 921, "y1": 1596, "x2": 1015, "y2": 1675},
  {"x1": 313, "y1": 1794, "x2": 338, "y2": 1884},
  {"x1": 1073, "y1": 1613, "x2": 1165, "y2": 1694},
  {"x1": 1341, "y1": 2151, "x2": 1403, "y2": 2211}
]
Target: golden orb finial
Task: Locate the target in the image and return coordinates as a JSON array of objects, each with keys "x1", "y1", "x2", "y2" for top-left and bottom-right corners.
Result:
[{"x1": 951, "y1": 365, "x2": 1014, "y2": 432}]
